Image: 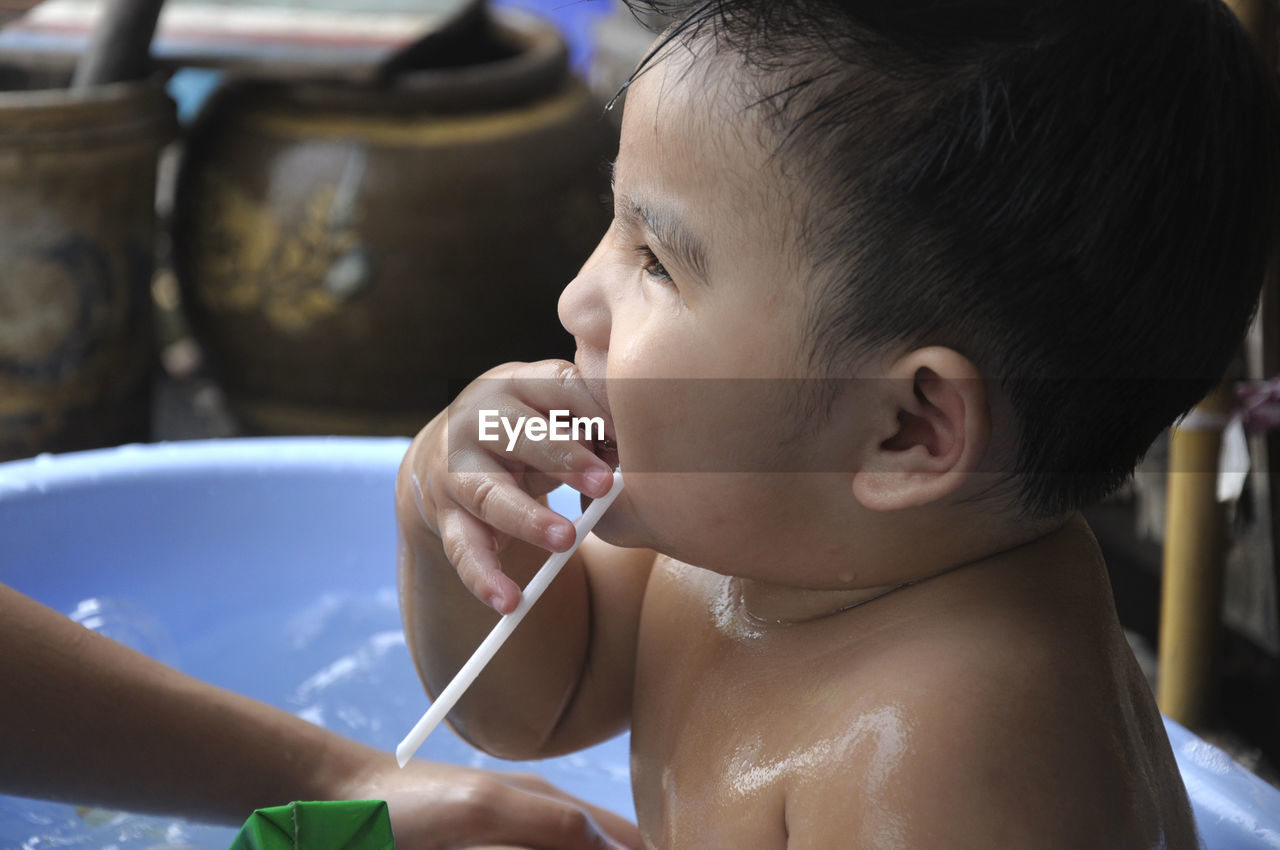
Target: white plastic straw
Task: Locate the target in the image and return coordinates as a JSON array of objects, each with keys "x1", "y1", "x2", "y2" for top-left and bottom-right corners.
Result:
[{"x1": 396, "y1": 471, "x2": 625, "y2": 767}]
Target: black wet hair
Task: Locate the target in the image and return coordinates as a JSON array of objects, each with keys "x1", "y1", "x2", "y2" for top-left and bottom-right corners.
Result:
[{"x1": 615, "y1": 0, "x2": 1280, "y2": 516}]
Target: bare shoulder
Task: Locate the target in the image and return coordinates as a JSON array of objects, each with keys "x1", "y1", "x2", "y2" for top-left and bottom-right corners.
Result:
[{"x1": 782, "y1": 617, "x2": 1197, "y2": 849}]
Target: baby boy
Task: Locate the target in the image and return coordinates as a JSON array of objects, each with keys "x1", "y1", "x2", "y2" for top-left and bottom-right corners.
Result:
[{"x1": 395, "y1": 0, "x2": 1280, "y2": 846}]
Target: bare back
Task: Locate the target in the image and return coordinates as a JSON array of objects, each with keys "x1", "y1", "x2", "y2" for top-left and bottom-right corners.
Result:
[{"x1": 630, "y1": 516, "x2": 1198, "y2": 849}]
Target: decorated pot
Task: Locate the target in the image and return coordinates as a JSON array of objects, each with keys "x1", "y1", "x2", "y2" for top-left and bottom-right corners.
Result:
[
  {"x1": 0, "y1": 72, "x2": 174, "y2": 461},
  {"x1": 172, "y1": 9, "x2": 615, "y2": 436}
]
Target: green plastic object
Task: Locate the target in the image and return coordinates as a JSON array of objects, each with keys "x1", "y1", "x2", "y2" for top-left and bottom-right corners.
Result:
[{"x1": 229, "y1": 800, "x2": 394, "y2": 850}]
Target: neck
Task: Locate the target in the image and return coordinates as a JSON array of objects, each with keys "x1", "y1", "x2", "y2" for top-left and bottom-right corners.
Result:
[
  {"x1": 734, "y1": 511, "x2": 1081, "y2": 627},
  {"x1": 734, "y1": 579, "x2": 897, "y2": 626}
]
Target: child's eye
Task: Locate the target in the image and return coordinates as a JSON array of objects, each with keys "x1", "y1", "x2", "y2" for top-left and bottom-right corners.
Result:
[{"x1": 634, "y1": 245, "x2": 673, "y2": 284}]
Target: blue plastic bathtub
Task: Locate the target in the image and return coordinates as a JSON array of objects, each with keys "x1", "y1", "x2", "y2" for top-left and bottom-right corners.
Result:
[{"x1": 0, "y1": 438, "x2": 1277, "y2": 848}]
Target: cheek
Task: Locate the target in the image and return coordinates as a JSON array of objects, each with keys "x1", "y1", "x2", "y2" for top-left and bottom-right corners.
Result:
[
  {"x1": 612, "y1": 368, "x2": 811, "y2": 475},
  {"x1": 603, "y1": 317, "x2": 710, "y2": 470},
  {"x1": 607, "y1": 311, "x2": 691, "y2": 379},
  {"x1": 607, "y1": 378, "x2": 683, "y2": 473},
  {"x1": 609, "y1": 374, "x2": 731, "y2": 478},
  {"x1": 604, "y1": 471, "x2": 808, "y2": 569}
]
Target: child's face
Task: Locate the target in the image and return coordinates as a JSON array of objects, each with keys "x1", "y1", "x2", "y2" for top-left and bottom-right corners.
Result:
[{"x1": 558, "y1": 46, "x2": 870, "y2": 572}]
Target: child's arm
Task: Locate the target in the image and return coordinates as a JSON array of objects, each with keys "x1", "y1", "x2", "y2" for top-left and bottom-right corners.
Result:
[
  {"x1": 397, "y1": 360, "x2": 654, "y2": 759},
  {"x1": 0, "y1": 583, "x2": 641, "y2": 849}
]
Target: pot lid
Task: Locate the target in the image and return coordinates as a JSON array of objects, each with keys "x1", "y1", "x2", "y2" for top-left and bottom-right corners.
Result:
[{"x1": 0, "y1": 0, "x2": 479, "y2": 81}]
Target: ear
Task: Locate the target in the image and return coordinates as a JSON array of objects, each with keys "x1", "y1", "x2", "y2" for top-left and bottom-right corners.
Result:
[{"x1": 852, "y1": 347, "x2": 990, "y2": 511}]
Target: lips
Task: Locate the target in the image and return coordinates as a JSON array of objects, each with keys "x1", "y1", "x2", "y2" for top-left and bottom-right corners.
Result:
[
  {"x1": 581, "y1": 381, "x2": 619, "y2": 468},
  {"x1": 594, "y1": 435, "x2": 620, "y2": 469},
  {"x1": 574, "y1": 350, "x2": 617, "y2": 468}
]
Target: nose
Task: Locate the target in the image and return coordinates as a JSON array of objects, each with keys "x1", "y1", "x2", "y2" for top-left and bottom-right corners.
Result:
[{"x1": 557, "y1": 230, "x2": 612, "y2": 349}]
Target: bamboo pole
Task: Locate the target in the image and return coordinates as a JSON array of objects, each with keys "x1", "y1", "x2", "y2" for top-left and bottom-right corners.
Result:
[{"x1": 1157, "y1": 384, "x2": 1232, "y2": 725}]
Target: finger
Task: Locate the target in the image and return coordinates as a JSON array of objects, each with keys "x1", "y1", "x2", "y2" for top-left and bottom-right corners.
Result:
[
  {"x1": 502, "y1": 426, "x2": 614, "y2": 500},
  {"x1": 472, "y1": 397, "x2": 615, "y2": 499},
  {"x1": 447, "y1": 456, "x2": 578, "y2": 556},
  {"x1": 522, "y1": 470, "x2": 565, "y2": 498},
  {"x1": 509, "y1": 359, "x2": 615, "y2": 435},
  {"x1": 583, "y1": 804, "x2": 643, "y2": 850},
  {"x1": 497, "y1": 774, "x2": 642, "y2": 849},
  {"x1": 464, "y1": 789, "x2": 640, "y2": 850},
  {"x1": 437, "y1": 507, "x2": 522, "y2": 613}
]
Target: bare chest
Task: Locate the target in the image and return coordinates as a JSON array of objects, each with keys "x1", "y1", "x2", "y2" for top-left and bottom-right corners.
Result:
[{"x1": 629, "y1": 560, "x2": 888, "y2": 849}]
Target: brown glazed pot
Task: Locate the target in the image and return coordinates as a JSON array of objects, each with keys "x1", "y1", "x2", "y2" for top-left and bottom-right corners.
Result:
[
  {"x1": 172, "y1": 9, "x2": 615, "y2": 436},
  {"x1": 0, "y1": 73, "x2": 174, "y2": 461}
]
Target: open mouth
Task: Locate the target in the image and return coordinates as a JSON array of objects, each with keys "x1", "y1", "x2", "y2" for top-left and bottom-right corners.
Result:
[{"x1": 594, "y1": 435, "x2": 620, "y2": 470}]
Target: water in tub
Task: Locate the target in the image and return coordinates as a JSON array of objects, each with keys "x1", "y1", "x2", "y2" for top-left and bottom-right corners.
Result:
[{"x1": 0, "y1": 586, "x2": 632, "y2": 848}]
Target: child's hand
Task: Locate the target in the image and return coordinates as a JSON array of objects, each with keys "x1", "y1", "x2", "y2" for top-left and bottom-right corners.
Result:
[{"x1": 399, "y1": 360, "x2": 616, "y2": 614}]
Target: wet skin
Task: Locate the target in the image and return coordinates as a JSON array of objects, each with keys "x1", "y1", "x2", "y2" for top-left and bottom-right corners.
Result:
[{"x1": 630, "y1": 521, "x2": 1197, "y2": 848}]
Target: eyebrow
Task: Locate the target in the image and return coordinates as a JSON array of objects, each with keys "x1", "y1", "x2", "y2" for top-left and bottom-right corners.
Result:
[{"x1": 610, "y1": 159, "x2": 711, "y2": 281}]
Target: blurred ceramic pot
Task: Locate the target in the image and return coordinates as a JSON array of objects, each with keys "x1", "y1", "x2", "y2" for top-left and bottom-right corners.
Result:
[
  {"x1": 172, "y1": 8, "x2": 614, "y2": 436},
  {"x1": 0, "y1": 72, "x2": 174, "y2": 461}
]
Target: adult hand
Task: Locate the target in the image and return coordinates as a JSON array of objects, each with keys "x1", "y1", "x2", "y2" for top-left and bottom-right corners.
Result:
[{"x1": 336, "y1": 757, "x2": 642, "y2": 849}]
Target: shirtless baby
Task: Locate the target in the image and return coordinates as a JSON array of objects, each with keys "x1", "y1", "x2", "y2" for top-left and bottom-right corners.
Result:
[{"x1": 395, "y1": 1, "x2": 1280, "y2": 846}]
